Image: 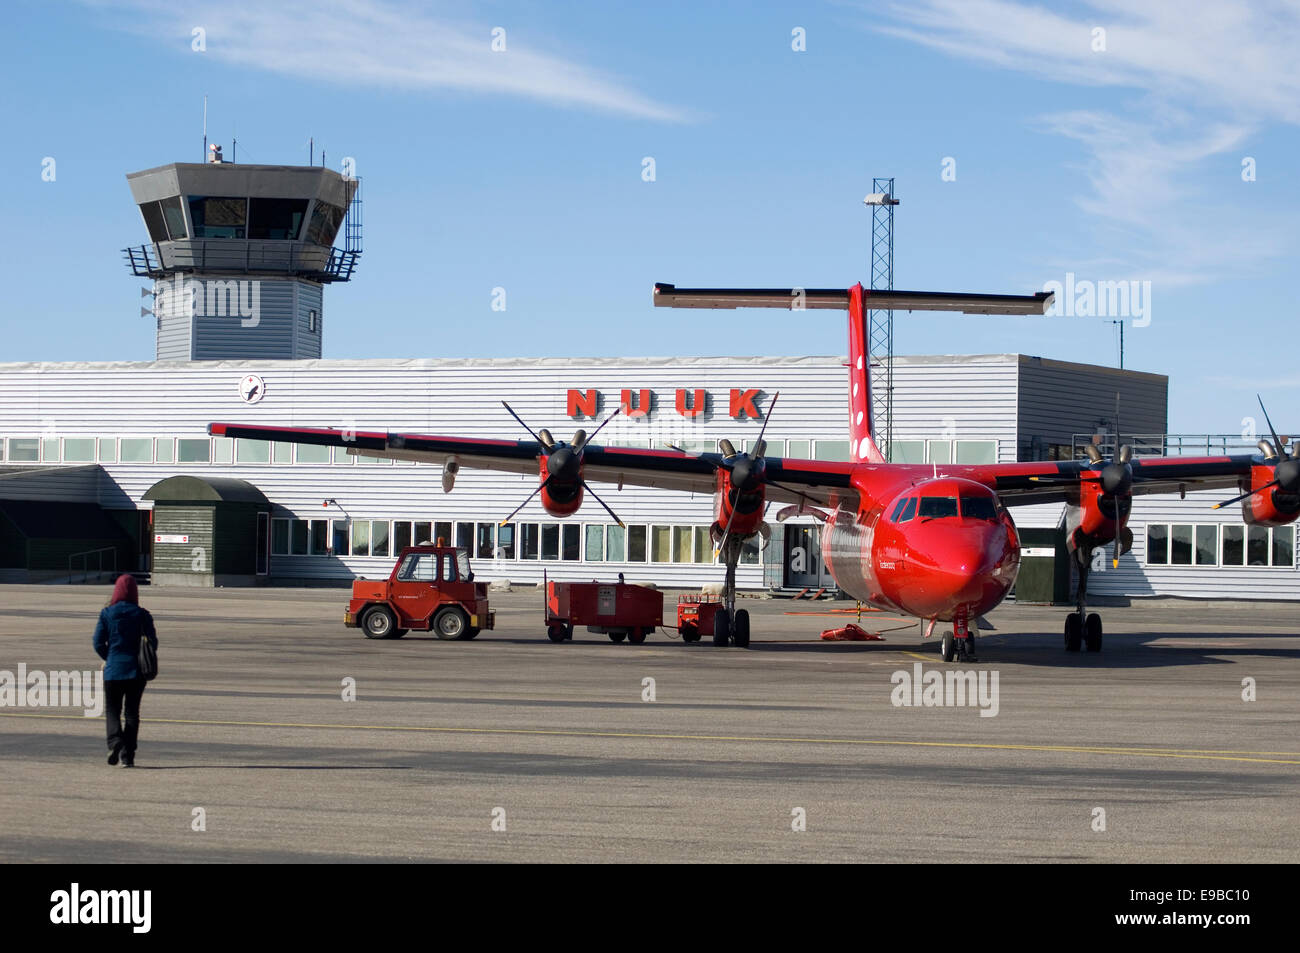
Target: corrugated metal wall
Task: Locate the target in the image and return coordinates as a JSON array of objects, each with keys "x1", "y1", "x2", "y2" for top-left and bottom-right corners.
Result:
[
  {"x1": 2, "y1": 354, "x2": 1285, "y2": 598},
  {"x1": 1017, "y1": 356, "x2": 1168, "y2": 457},
  {"x1": 153, "y1": 277, "x2": 324, "y2": 361}
]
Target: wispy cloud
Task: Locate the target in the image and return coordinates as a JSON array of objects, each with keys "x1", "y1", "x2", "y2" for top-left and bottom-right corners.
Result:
[
  {"x1": 89, "y1": 0, "x2": 686, "y2": 121},
  {"x1": 871, "y1": 0, "x2": 1300, "y2": 285}
]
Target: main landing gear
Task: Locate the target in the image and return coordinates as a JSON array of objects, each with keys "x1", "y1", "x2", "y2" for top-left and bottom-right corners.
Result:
[
  {"x1": 1064, "y1": 551, "x2": 1103, "y2": 653},
  {"x1": 940, "y1": 613, "x2": 978, "y2": 662},
  {"x1": 711, "y1": 535, "x2": 751, "y2": 648}
]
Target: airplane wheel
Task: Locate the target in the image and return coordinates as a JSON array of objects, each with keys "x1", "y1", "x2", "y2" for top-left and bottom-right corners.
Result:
[
  {"x1": 1064, "y1": 614, "x2": 1083, "y2": 652},
  {"x1": 1084, "y1": 613, "x2": 1103, "y2": 652},
  {"x1": 732, "y1": 609, "x2": 750, "y2": 648},
  {"x1": 680, "y1": 623, "x2": 700, "y2": 643},
  {"x1": 564, "y1": 623, "x2": 574, "y2": 641},
  {"x1": 547, "y1": 624, "x2": 566, "y2": 643},
  {"x1": 713, "y1": 611, "x2": 731, "y2": 646},
  {"x1": 941, "y1": 631, "x2": 956, "y2": 662},
  {"x1": 609, "y1": 631, "x2": 627, "y2": 643},
  {"x1": 628, "y1": 628, "x2": 647, "y2": 645}
]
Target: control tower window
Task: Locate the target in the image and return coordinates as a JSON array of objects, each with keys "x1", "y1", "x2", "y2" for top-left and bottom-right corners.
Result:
[
  {"x1": 306, "y1": 201, "x2": 345, "y2": 246},
  {"x1": 188, "y1": 196, "x2": 247, "y2": 238},
  {"x1": 139, "y1": 202, "x2": 168, "y2": 242},
  {"x1": 160, "y1": 196, "x2": 187, "y2": 239},
  {"x1": 139, "y1": 196, "x2": 188, "y2": 241},
  {"x1": 249, "y1": 198, "x2": 309, "y2": 240}
]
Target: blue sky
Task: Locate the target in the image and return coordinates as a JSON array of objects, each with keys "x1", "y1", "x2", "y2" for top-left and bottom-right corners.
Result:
[{"x1": 2, "y1": 0, "x2": 1298, "y2": 434}]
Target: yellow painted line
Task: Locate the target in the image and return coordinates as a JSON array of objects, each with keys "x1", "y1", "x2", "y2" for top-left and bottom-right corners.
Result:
[
  {"x1": 3, "y1": 711, "x2": 1298, "y2": 765},
  {"x1": 900, "y1": 651, "x2": 932, "y2": 661}
]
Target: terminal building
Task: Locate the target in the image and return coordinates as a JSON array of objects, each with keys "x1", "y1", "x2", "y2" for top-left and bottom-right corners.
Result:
[{"x1": 0, "y1": 157, "x2": 1294, "y2": 601}]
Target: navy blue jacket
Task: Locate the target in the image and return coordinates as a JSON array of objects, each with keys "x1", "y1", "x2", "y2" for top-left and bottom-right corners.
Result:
[{"x1": 93, "y1": 602, "x2": 158, "y2": 681}]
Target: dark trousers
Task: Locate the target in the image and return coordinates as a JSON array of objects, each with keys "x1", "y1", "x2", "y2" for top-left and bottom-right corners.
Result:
[{"x1": 105, "y1": 677, "x2": 147, "y2": 756}]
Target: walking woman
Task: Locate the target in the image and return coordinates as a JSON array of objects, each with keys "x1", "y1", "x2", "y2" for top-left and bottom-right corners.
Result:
[{"x1": 93, "y1": 574, "x2": 157, "y2": 768}]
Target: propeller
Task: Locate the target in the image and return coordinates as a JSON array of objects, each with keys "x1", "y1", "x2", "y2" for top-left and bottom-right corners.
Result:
[
  {"x1": 1031, "y1": 392, "x2": 1135, "y2": 567},
  {"x1": 498, "y1": 402, "x2": 625, "y2": 527},
  {"x1": 711, "y1": 393, "x2": 780, "y2": 559},
  {"x1": 1213, "y1": 395, "x2": 1300, "y2": 511}
]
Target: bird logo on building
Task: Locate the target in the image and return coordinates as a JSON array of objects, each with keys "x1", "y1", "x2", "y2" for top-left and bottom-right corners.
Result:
[{"x1": 239, "y1": 374, "x2": 266, "y2": 404}]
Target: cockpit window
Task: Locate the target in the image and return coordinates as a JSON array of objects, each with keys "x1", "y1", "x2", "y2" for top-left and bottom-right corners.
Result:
[
  {"x1": 889, "y1": 498, "x2": 908, "y2": 522},
  {"x1": 918, "y1": 496, "x2": 958, "y2": 520},
  {"x1": 960, "y1": 496, "x2": 999, "y2": 521},
  {"x1": 897, "y1": 497, "x2": 918, "y2": 523}
]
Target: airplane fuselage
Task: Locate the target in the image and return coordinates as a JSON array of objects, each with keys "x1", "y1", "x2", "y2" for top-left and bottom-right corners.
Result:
[{"x1": 821, "y1": 473, "x2": 1021, "y2": 623}]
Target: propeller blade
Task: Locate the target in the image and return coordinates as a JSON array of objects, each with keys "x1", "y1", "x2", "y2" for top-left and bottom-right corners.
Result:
[
  {"x1": 718, "y1": 438, "x2": 737, "y2": 458},
  {"x1": 712, "y1": 498, "x2": 740, "y2": 560},
  {"x1": 752, "y1": 391, "x2": 780, "y2": 454},
  {"x1": 581, "y1": 406, "x2": 622, "y2": 447},
  {"x1": 499, "y1": 474, "x2": 554, "y2": 526},
  {"x1": 581, "y1": 481, "x2": 624, "y2": 527},
  {"x1": 1258, "y1": 395, "x2": 1288, "y2": 461},
  {"x1": 1084, "y1": 444, "x2": 1103, "y2": 465},
  {"x1": 502, "y1": 401, "x2": 548, "y2": 447},
  {"x1": 1212, "y1": 479, "x2": 1279, "y2": 511}
]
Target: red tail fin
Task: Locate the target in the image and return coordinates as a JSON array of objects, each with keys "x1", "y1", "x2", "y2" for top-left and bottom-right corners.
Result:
[{"x1": 847, "y1": 283, "x2": 885, "y2": 463}]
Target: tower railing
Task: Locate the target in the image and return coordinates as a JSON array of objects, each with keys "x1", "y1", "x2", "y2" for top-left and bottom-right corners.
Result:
[{"x1": 123, "y1": 240, "x2": 359, "y2": 282}]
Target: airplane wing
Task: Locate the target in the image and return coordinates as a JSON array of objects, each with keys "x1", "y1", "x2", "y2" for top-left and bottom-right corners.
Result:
[
  {"x1": 948, "y1": 454, "x2": 1261, "y2": 507},
  {"x1": 207, "y1": 423, "x2": 861, "y2": 510}
]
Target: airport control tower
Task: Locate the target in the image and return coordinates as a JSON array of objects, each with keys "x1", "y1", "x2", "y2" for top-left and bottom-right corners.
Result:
[{"x1": 124, "y1": 149, "x2": 361, "y2": 360}]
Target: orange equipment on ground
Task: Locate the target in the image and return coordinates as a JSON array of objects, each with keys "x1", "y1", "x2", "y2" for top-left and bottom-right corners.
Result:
[
  {"x1": 819, "y1": 623, "x2": 885, "y2": 642},
  {"x1": 676, "y1": 594, "x2": 724, "y2": 643}
]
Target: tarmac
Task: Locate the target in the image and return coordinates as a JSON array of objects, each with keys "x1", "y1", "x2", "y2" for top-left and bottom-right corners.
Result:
[{"x1": 1, "y1": 583, "x2": 1297, "y2": 863}]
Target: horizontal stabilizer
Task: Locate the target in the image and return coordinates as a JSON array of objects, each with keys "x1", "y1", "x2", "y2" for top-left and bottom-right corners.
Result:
[{"x1": 653, "y1": 283, "x2": 1053, "y2": 315}]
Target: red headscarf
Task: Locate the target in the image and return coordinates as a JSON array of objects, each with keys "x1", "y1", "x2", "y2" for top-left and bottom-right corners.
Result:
[{"x1": 110, "y1": 574, "x2": 139, "y2": 606}]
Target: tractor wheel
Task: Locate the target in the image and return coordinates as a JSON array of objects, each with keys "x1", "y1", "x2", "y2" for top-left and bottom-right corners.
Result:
[
  {"x1": 433, "y1": 606, "x2": 469, "y2": 641},
  {"x1": 361, "y1": 606, "x2": 397, "y2": 640}
]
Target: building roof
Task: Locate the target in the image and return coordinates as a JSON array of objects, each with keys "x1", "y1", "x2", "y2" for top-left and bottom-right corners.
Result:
[
  {"x1": 0, "y1": 499, "x2": 128, "y2": 540},
  {"x1": 0, "y1": 353, "x2": 1167, "y2": 381},
  {"x1": 143, "y1": 475, "x2": 270, "y2": 505}
]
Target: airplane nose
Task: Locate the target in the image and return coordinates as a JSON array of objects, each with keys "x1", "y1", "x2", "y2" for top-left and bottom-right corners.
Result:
[
  {"x1": 942, "y1": 526, "x2": 1016, "y2": 605},
  {"x1": 901, "y1": 523, "x2": 1017, "y2": 618}
]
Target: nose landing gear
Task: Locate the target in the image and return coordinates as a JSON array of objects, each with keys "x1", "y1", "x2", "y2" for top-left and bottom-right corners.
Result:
[
  {"x1": 712, "y1": 535, "x2": 751, "y2": 648},
  {"x1": 940, "y1": 613, "x2": 979, "y2": 662},
  {"x1": 1064, "y1": 551, "x2": 1103, "y2": 652}
]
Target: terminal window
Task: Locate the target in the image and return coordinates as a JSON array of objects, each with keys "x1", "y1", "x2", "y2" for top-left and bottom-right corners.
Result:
[{"x1": 7, "y1": 438, "x2": 37, "y2": 462}]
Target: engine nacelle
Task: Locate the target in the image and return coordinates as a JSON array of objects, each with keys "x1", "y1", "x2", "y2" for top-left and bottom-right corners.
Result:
[
  {"x1": 712, "y1": 465, "x2": 766, "y2": 540},
  {"x1": 1241, "y1": 463, "x2": 1300, "y2": 527},
  {"x1": 1066, "y1": 480, "x2": 1132, "y2": 558},
  {"x1": 538, "y1": 454, "x2": 584, "y2": 518}
]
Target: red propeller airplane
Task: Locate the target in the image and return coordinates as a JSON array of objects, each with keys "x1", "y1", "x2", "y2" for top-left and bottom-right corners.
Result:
[{"x1": 210, "y1": 282, "x2": 1300, "y2": 661}]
